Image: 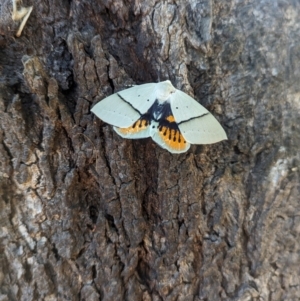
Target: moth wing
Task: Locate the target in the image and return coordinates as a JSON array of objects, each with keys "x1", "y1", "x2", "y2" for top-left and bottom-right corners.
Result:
[
  {"x1": 170, "y1": 90, "x2": 227, "y2": 144},
  {"x1": 91, "y1": 83, "x2": 157, "y2": 128},
  {"x1": 114, "y1": 126, "x2": 151, "y2": 139},
  {"x1": 91, "y1": 93, "x2": 140, "y2": 128},
  {"x1": 150, "y1": 122, "x2": 191, "y2": 154},
  {"x1": 114, "y1": 118, "x2": 151, "y2": 139},
  {"x1": 118, "y1": 83, "x2": 157, "y2": 113}
]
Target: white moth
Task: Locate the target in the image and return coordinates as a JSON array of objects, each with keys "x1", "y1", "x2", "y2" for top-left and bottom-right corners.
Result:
[{"x1": 91, "y1": 80, "x2": 227, "y2": 153}]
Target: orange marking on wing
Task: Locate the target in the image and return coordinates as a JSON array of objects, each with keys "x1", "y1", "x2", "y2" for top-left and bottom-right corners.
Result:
[
  {"x1": 166, "y1": 115, "x2": 176, "y2": 122},
  {"x1": 159, "y1": 126, "x2": 187, "y2": 151},
  {"x1": 117, "y1": 119, "x2": 149, "y2": 135}
]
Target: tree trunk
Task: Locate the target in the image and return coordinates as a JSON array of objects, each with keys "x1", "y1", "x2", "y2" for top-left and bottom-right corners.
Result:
[{"x1": 1, "y1": 0, "x2": 300, "y2": 300}]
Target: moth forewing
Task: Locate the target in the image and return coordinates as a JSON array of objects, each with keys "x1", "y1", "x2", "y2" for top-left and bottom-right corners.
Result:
[
  {"x1": 118, "y1": 83, "x2": 157, "y2": 114},
  {"x1": 170, "y1": 90, "x2": 209, "y2": 123},
  {"x1": 91, "y1": 93, "x2": 141, "y2": 128},
  {"x1": 170, "y1": 89, "x2": 227, "y2": 144},
  {"x1": 178, "y1": 114, "x2": 228, "y2": 144}
]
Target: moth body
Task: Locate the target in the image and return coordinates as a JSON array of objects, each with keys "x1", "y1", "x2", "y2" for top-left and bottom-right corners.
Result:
[{"x1": 154, "y1": 80, "x2": 176, "y2": 103}]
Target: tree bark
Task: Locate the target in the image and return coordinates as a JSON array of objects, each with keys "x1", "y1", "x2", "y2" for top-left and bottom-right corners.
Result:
[{"x1": 1, "y1": 0, "x2": 300, "y2": 300}]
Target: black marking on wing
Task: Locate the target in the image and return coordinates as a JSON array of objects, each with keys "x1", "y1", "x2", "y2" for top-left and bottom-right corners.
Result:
[
  {"x1": 147, "y1": 100, "x2": 173, "y2": 122},
  {"x1": 177, "y1": 113, "x2": 209, "y2": 125},
  {"x1": 131, "y1": 115, "x2": 152, "y2": 127},
  {"x1": 136, "y1": 101, "x2": 176, "y2": 129},
  {"x1": 141, "y1": 100, "x2": 209, "y2": 128},
  {"x1": 150, "y1": 102, "x2": 180, "y2": 130},
  {"x1": 158, "y1": 116, "x2": 179, "y2": 130},
  {"x1": 117, "y1": 93, "x2": 143, "y2": 116}
]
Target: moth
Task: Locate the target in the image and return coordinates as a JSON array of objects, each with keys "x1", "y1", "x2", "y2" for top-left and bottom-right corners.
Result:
[{"x1": 91, "y1": 80, "x2": 227, "y2": 153}]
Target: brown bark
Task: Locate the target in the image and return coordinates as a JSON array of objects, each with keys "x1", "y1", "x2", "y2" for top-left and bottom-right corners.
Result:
[{"x1": 1, "y1": 0, "x2": 300, "y2": 300}]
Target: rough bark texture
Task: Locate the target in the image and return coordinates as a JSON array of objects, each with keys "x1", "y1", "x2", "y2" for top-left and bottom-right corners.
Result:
[{"x1": 1, "y1": 0, "x2": 300, "y2": 300}]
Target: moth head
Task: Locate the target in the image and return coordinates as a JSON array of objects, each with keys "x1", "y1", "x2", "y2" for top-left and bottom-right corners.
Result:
[{"x1": 155, "y1": 80, "x2": 176, "y2": 101}]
